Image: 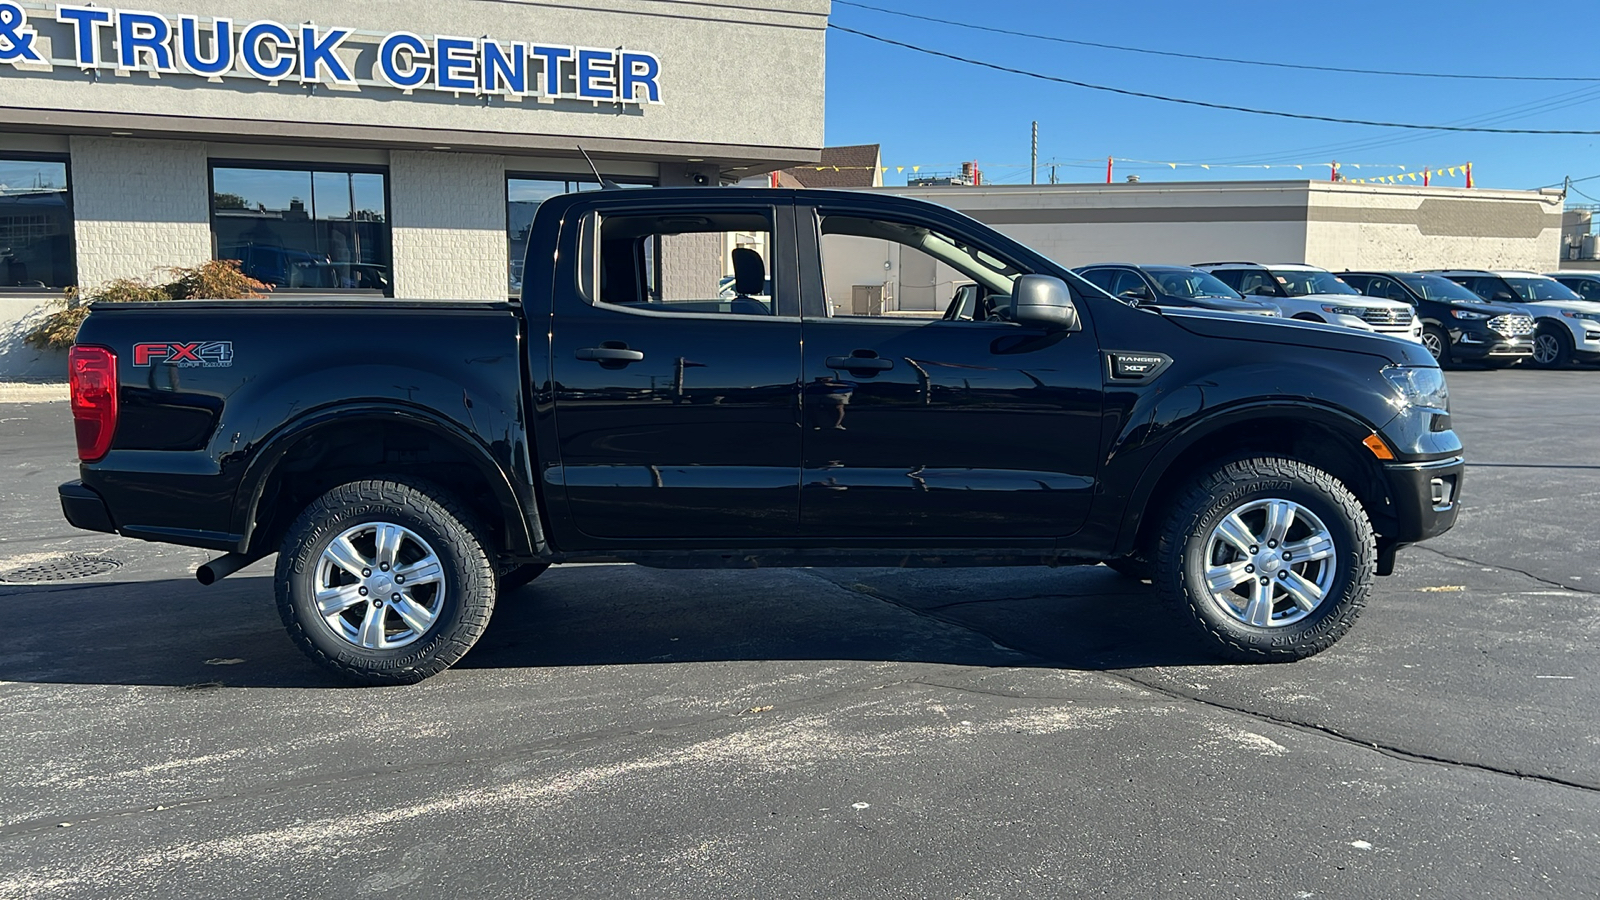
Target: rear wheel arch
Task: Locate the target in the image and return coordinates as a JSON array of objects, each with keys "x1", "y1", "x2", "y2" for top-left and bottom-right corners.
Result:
[
  {"x1": 236, "y1": 406, "x2": 535, "y2": 562},
  {"x1": 1115, "y1": 406, "x2": 1395, "y2": 560}
]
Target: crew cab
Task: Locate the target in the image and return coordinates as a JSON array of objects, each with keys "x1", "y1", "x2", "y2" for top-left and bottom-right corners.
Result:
[
  {"x1": 1339, "y1": 271, "x2": 1534, "y2": 367},
  {"x1": 1422, "y1": 269, "x2": 1600, "y2": 368},
  {"x1": 1196, "y1": 262, "x2": 1424, "y2": 342},
  {"x1": 60, "y1": 188, "x2": 1463, "y2": 684}
]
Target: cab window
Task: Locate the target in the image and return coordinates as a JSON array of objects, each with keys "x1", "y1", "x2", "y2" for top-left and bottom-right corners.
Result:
[
  {"x1": 579, "y1": 210, "x2": 779, "y2": 316},
  {"x1": 815, "y1": 214, "x2": 1024, "y2": 322}
]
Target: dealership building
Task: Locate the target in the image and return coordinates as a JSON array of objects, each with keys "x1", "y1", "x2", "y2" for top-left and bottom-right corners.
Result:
[{"x1": 0, "y1": 0, "x2": 827, "y2": 375}]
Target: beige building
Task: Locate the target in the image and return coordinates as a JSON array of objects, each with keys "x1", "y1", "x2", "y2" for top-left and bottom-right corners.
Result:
[{"x1": 0, "y1": 0, "x2": 827, "y2": 378}]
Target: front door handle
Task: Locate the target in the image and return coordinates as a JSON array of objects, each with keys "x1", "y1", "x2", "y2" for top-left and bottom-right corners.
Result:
[
  {"x1": 826, "y1": 354, "x2": 893, "y2": 372},
  {"x1": 576, "y1": 346, "x2": 645, "y2": 363}
]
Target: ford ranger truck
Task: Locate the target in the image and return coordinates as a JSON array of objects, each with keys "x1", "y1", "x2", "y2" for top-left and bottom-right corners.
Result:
[{"x1": 59, "y1": 188, "x2": 1463, "y2": 684}]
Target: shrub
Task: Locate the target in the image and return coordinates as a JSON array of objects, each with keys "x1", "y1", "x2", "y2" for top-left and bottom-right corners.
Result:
[{"x1": 23, "y1": 260, "x2": 268, "y2": 351}]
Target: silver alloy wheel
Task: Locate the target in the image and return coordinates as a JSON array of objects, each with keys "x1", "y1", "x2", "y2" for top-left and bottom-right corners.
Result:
[
  {"x1": 1532, "y1": 333, "x2": 1561, "y2": 365},
  {"x1": 313, "y1": 522, "x2": 446, "y2": 650},
  {"x1": 1420, "y1": 331, "x2": 1444, "y2": 360},
  {"x1": 1202, "y1": 498, "x2": 1336, "y2": 628}
]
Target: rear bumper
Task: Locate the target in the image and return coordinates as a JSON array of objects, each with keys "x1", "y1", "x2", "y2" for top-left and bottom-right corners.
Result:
[
  {"x1": 59, "y1": 481, "x2": 116, "y2": 534},
  {"x1": 1382, "y1": 456, "x2": 1464, "y2": 545}
]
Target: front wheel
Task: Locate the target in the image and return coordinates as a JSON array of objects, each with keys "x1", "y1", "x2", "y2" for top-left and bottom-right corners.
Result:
[
  {"x1": 1531, "y1": 327, "x2": 1573, "y2": 369},
  {"x1": 1153, "y1": 457, "x2": 1375, "y2": 662},
  {"x1": 275, "y1": 479, "x2": 497, "y2": 685},
  {"x1": 1421, "y1": 325, "x2": 1451, "y2": 366}
]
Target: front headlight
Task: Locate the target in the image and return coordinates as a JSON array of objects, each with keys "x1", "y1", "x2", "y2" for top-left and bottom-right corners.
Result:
[
  {"x1": 1322, "y1": 305, "x2": 1367, "y2": 316},
  {"x1": 1382, "y1": 365, "x2": 1449, "y2": 413},
  {"x1": 1452, "y1": 309, "x2": 1490, "y2": 320},
  {"x1": 1561, "y1": 310, "x2": 1600, "y2": 321}
]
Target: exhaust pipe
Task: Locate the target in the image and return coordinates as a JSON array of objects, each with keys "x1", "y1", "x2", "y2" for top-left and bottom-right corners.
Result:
[{"x1": 197, "y1": 552, "x2": 260, "y2": 585}]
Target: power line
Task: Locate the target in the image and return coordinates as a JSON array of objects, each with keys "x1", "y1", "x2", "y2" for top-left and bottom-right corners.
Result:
[
  {"x1": 835, "y1": 0, "x2": 1600, "y2": 83},
  {"x1": 829, "y1": 24, "x2": 1600, "y2": 135}
]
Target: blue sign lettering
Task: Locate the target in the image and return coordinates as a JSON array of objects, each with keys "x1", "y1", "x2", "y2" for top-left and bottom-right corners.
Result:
[
  {"x1": 178, "y1": 15, "x2": 232, "y2": 76},
  {"x1": 434, "y1": 36, "x2": 476, "y2": 92},
  {"x1": 378, "y1": 32, "x2": 429, "y2": 90},
  {"x1": 530, "y1": 45, "x2": 572, "y2": 98},
  {"x1": 0, "y1": 1, "x2": 46, "y2": 64},
  {"x1": 6, "y1": 5, "x2": 665, "y2": 107},
  {"x1": 239, "y1": 20, "x2": 293, "y2": 80},
  {"x1": 481, "y1": 40, "x2": 525, "y2": 95},
  {"x1": 299, "y1": 25, "x2": 353, "y2": 84},
  {"x1": 117, "y1": 11, "x2": 175, "y2": 71}
]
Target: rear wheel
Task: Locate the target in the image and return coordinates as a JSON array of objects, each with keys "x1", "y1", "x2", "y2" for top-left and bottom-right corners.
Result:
[
  {"x1": 1531, "y1": 327, "x2": 1573, "y2": 369},
  {"x1": 275, "y1": 478, "x2": 497, "y2": 685},
  {"x1": 1153, "y1": 457, "x2": 1374, "y2": 662},
  {"x1": 1421, "y1": 325, "x2": 1451, "y2": 366}
]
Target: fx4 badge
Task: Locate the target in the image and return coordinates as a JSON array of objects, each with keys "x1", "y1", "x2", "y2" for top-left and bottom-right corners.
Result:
[{"x1": 133, "y1": 341, "x2": 234, "y2": 368}]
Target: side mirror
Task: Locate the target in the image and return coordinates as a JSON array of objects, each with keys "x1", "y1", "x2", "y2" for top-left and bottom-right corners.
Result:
[
  {"x1": 1011, "y1": 274, "x2": 1082, "y2": 331},
  {"x1": 1491, "y1": 291, "x2": 1516, "y2": 302},
  {"x1": 1118, "y1": 287, "x2": 1151, "y2": 303}
]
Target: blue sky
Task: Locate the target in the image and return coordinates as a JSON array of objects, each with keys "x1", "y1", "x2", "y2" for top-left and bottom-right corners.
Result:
[{"x1": 823, "y1": 0, "x2": 1600, "y2": 194}]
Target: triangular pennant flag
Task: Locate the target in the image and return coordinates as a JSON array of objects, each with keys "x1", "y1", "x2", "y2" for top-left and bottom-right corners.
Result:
[
  {"x1": 1351, "y1": 164, "x2": 1361, "y2": 169},
  {"x1": 1295, "y1": 165, "x2": 1303, "y2": 170},
  {"x1": 1169, "y1": 163, "x2": 1177, "y2": 169},
  {"x1": 912, "y1": 166, "x2": 920, "y2": 173},
  {"x1": 896, "y1": 166, "x2": 904, "y2": 173},
  {"x1": 1201, "y1": 164, "x2": 1210, "y2": 170}
]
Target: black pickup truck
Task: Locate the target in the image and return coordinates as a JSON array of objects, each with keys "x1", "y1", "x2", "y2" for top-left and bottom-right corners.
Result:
[{"x1": 60, "y1": 188, "x2": 1462, "y2": 684}]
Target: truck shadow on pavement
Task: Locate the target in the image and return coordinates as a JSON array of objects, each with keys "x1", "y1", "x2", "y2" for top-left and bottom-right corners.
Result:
[{"x1": 0, "y1": 565, "x2": 1218, "y2": 688}]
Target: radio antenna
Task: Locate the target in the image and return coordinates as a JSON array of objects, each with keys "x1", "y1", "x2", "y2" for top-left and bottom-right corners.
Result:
[{"x1": 577, "y1": 145, "x2": 619, "y2": 189}]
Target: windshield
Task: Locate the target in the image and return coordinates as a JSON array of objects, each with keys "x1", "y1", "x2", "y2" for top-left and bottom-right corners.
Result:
[
  {"x1": 1396, "y1": 274, "x2": 1488, "y2": 303},
  {"x1": 1150, "y1": 269, "x2": 1243, "y2": 300},
  {"x1": 1270, "y1": 270, "x2": 1358, "y2": 297},
  {"x1": 1504, "y1": 277, "x2": 1582, "y2": 302}
]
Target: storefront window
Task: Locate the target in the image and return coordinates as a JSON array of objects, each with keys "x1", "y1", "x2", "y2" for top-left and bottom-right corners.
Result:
[
  {"x1": 0, "y1": 157, "x2": 73, "y2": 291},
  {"x1": 212, "y1": 165, "x2": 390, "y2": 293}
]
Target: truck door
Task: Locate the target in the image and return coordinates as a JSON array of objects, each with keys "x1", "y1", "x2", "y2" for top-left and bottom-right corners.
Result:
[
  {"x1": 795, "y1": 201, "x2": 1103, "y2": 538},
  {"x1": 546, "y1": 197, "x2": 802, "y2": 541}
]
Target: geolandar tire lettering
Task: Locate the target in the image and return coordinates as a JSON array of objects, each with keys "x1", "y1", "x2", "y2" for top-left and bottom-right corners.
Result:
[
  {"x1": 275, "y1": 478, "x2": 497, "y2": 685},
  {"x1": 1153, "y1": 457, "x2": 1376, "y2": 662}
]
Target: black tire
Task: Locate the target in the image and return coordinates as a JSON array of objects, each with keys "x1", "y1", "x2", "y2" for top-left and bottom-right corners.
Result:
[
  {"x1": 1421, "y1": 325, "x2": 1451, "y2": 367},
  {"x1": 1530, "y1": 326, "x2": 1573, "y2": 369},
  {"x1": 1153, "y1": 457, "x2": 1375, "y2": 663},
  {"x1": 1103, "y1": 556, "x2": 1154, "y2": 582},
  {"x1": 275, "y1": 478, "x2": 497, "y2": 685},
  {"x1": 499, "y1": 562, "x2": 551, "y2": 593}
]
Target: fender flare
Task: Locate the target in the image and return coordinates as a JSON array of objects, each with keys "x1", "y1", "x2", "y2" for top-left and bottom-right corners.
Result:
[
  {"x1": 232, "y1": 402, "x2": 534, "y2": 556},
  {"x1": 1111, "y1": 399, "x2": 1386, "y2": 556}
]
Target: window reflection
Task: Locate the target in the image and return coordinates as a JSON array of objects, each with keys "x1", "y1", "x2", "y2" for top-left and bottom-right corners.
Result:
[
  {"x1": 507, "y1": 176, "x2": 651, "y2": 296},
  {"x1": 212, "y1": 166, "x2": 390, "y2": 293},
  {"x1": 0, "y1": 158, "x2": 73, "y2": 290}
]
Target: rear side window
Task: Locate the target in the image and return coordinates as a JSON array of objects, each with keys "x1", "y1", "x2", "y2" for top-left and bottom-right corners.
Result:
[{"x1": 579, "y1": 210, "x2": 779, "y2": 316}]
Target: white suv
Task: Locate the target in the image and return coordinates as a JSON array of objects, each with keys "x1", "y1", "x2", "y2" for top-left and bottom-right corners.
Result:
[
  {"x1": 1422, "y1": 269, "x2": 1600, "y2": 368},
  {"x1": 1195, "y1": 262, "x2": 1423, "y2": 342}
]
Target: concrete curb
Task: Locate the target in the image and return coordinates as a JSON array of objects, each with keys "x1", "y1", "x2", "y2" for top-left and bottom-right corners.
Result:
[{"x1": 0, "y1": 382, "x2": 69, "y2": 403}]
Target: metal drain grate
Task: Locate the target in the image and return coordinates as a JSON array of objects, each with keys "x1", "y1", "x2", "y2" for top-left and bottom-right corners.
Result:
[{"x1": 0, "y1": 553, "x2": 122, "y2": 584}]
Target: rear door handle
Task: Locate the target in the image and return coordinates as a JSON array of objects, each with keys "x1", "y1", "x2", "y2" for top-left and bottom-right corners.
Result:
[
  {"x1": 576, "y1": 347, "x2": 645, "y2": 363},
  {"x1": 826, "y1": 355, "x2": 893, "y2": 372}
]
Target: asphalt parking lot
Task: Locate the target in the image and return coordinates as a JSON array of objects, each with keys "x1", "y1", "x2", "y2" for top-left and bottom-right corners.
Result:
[{"x1": 1, "y1": 369, "x2": 1597, "y2": 899}]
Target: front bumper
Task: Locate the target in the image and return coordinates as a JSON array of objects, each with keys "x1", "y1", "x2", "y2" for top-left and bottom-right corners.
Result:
[
  {"x1": 1327, "y1": 314, "x2": 1423, "y2": 342},
  {"x1": 59, "y1": 480, "x2": 117, "y2": 534},
  {"x1": 1452, "y1": 329, "x2": 1533, "y2": 360},
  {"x1": 1382, "y1": 456, "x2": 1464, "y2": 545}
]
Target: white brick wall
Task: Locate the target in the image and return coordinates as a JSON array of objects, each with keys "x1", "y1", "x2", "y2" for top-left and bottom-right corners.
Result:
[
  {"x1": 69, "y1": 137, "x2": 212, "y2": 290},
  {"x1": 389, "y1": 151, "x2": 509, "y2": 301}
]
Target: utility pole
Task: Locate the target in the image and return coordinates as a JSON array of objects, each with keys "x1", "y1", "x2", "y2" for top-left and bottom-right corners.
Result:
[{"x1": 1030, "y1": 121, "x2": 1038, "y2": 185}]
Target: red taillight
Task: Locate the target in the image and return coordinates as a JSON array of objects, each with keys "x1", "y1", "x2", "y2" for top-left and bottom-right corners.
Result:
[{"x1": 69, "y1": 345, "x2": 118, "y2": 462}]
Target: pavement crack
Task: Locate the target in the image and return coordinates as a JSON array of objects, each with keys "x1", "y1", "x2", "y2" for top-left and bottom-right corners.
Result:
[
  {"x1": 810, "y1": 572, "x2": 1600, "y2": 796},
  {"x1": 1101, "y1": 669, "x2": 1600, "y2": 795},
  {"x1": 1415, "y1": 545, "x2": 1599, "y2": 596}
]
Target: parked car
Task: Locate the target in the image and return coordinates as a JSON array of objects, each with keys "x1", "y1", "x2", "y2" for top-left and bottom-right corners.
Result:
[
  {"x1": 1073, "y1": 264, "x2": 1281, "y2": 316},
  {"x1": 1195, "y1": 262, "x2": 1423, "y2": 342},
  {"x1": 1339, "y1": 271, "x2": 1534, "y2": 367},
  {"x1": 1421, "y1": 269, "x2": 1600, "y2": 368},
  {"x1": 1546, "y1": 271, "x2": 1600, "y2": 303},
  {"x1": 60, "y1": 188, "x2": 1461, "y2": 683}
]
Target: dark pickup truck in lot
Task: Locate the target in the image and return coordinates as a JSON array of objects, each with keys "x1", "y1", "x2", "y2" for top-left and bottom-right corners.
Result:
[{"x1": 60, "y1": 188, "x2": 1463, "y2": 684}]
